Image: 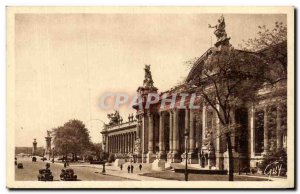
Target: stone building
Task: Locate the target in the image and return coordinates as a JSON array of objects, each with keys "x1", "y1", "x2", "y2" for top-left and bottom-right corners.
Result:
[
  {"x1": 101, "y1": 16, "x2": 287, "y2": 172},
  {"x1": 101, "y1": 111, "x2": 138, "y2": 161}
]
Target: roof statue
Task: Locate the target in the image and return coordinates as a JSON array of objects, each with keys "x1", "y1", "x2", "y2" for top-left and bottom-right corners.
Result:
[
  {"x1": 143, "y1": 64, "x2": 154, "y2": 88},
  {"x1": 208, "y1": 15, "x2": 231, "y2": 47},
  {"x1": 47, "y1": 130, "x2": 51, "y2": 137},
  {"x1": 107, "y1": 110, "x2": 122, "y2": 126}
]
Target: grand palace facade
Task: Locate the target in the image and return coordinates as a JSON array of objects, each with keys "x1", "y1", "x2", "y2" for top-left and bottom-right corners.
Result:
[{"x1": 101, "y1": 18, "x2": 287, "y2": 172}]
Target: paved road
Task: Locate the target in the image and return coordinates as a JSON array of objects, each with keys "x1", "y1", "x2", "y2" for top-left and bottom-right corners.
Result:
[{"x1": 15, "y1": 157, "x2": 131, "y2": 181}]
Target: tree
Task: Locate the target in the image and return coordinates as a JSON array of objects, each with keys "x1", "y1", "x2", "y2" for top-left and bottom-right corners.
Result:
[
  {"x1": 90, "y1": 143, "x2": 103, "y2": 160},
  {"x1": 52, "y1": 119, "x2": 92, "y2": 161},
  {"x1": 241, "y1": 21, "x2": 287, "y2": 83},
  {"x1": 189, "y1": 46, "x2": 267, "y2": 181}
]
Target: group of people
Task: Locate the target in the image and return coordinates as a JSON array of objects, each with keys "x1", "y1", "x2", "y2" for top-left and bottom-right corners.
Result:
[{"x1": 120, "y1": 164, "x2": 143, "y2": 173}]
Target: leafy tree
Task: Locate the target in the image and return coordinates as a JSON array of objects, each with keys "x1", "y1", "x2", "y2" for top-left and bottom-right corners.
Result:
[
  {"x1": 90, "y1": 143, "x2": 103, "y2": 160},
  {"x1": 52, "y1": 119, "x2": 92, "y2": 161},
  {"x1": 241, "y1": 21, "x2": 287, "y2": 83},
  {"x1": 108, "y1": 153, "x2": 115, "y2": 163},
  {"x1": 100, "y1": 151, "x2": 109, "y2": 161},
  {"x1": 189, "y1": 47, "x2": 267, "y2": 181}
]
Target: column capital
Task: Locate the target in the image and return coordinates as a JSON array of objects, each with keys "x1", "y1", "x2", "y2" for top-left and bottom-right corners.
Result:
[{"x1": 159, "y1": 111, "x2": 166, "y2": 117}]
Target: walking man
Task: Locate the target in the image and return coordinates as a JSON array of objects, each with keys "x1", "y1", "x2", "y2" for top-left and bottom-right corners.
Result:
[
  {"x1": 120, "y1": 164, "x2": 123, "y2": 171},
  {"x1": 127, "y1": 165, "x2": 130, "y2": 173},
  {"x1": 130, "y1": 164, "x2": 134, "y2": 173},
  {"x1": 139, "y1": 164, "x2": 142, "y2": 171}
]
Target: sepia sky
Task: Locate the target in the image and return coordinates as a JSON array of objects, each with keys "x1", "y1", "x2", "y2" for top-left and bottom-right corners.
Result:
[{"x1": 15, "y1": 13, "x2": 286, "y2": 147}]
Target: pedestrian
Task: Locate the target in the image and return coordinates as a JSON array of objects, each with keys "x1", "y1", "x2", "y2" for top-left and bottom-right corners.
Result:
[
  {"x1": 130, "y1": 164, "x2": 134, "y2": 173},
  {"x1": 127, "y1": 165, "x2": 130, "y2": 173},
  {"x1": 64, "y1": 162, "x2": 67, "y2": 168},
  {"x1": 120, "y1": 164, "x2": 123, "y2": 171},
  {"x1": 139, "y1": 164, "x2": 142, "y2": 171}
]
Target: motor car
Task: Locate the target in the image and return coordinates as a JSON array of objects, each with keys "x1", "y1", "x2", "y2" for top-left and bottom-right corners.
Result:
[
  {"x1": 37, "y1": 169, "x2": 54, "y2": 181},
  {"x1": 60, "y1": 168, "x2": 77, "y2": 181},
  {"x1": 17, "y1": 163, "x2": 23, "y2": 169}
]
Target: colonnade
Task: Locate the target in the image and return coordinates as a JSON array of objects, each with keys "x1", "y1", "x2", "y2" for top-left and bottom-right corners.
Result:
[
  {"x1": 107, "y1": 132, "x2": 136, "y2": 154},
  {"x1": 250, "y1": 103, "x2": 286, "y2": 157}
]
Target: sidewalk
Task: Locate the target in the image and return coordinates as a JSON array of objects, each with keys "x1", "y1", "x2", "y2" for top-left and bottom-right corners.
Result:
[
  {"x1": 237, "y1": 174, "x2": 287, "y2": 181},
  {"x1": 69, "y1": 162, "x2": 168, "y2": 181}
]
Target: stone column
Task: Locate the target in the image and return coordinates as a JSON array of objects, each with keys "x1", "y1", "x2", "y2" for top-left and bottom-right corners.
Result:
[
  {"x1": 127, "y1": 133, "x2": 130, "y2": 153},
  {"x1": 131, "y1": 133, "x2": 134, "y2": 152},
  {"x1": 184, "y1": 108, "x2": 190, "y2": 153},
  {"x1": 110, "y1": 136, "x2": 112, "y2": 153},
  {"x1": 32, "y1": 139, "x2": 37, "y2": 156},
  {"x1": 115, "y1": 136, "x2": 117, "y2": 153},
  {"x1": 124, "y1": 134, "x2": 126, "y2": 153},
  {"x1": 120, "y1": 135, "x2": 123, "y2": 153},
  {"x1": 202, "y1": 105, "x2": 207, "y2": 142},
  {"x1": 112, "y1": 136, "x2": 114, "y2": 153},
  {"x1": 152, "y1": 112, "x2": 167, "y2": 170},
  {"x1": 249, "y1": 106, "x2": 255, "y2": 157},
  {"x1": 108, "y1": 136, "x2": 110, "y2": 153},
  {"x1": 167, "y1": 110, "x2": 173, "y2": 162},
  {"x1": 172, "y1": 109, "x2": 180, "y2": 162},
  {"x1": 141, "y1": 113, "x2": 147, "y2": 163},
  {"x1": 132, "y1": 132, "x2": 135, "y2": 152},
  {"x1": 123, "y1": 134, "x2": 126, "y2": 153},
  {"x1": 121, "y1": 135, "x2": 124, "y2": 153},
  {"x1": 130, "y1": 133, "x2": 133, "y2": 153},
  {"x1": 189, "y1": 110, "x2": 195, "y2": 153},
  {"x1": 128, "y1": 133, "x2": 130, "y2": 153},
  {"x1": 115, "y1": 135, "x2": 117, "y2": 153},
  {"x1": 148, "y1": 113, "x2": 154, "y2": 154},
  {"x1": 137, "y1": 118, "x2": 141, "y2": 139},
  {"x1": 131, "y1": 132, "x2": 134, "y2": 153},
  {"x1": 195, "y1": 119, "x2": 200, "y2": 150},
  {"x1": 119, "y1": 135, "x2": 121, "y2": 153},
  {"x1": 159, "y1": 112, "x2": 166, "y2": 158},
  {"x1": 263, "y1": 106, "x2": 269, "y2": 154},
  {"x1": 116, "y1": 135, "x2": 118, "y2": 153},
  {"x1": 116, "y1": 136, "x2": 118, "y2": 153},
  {"x1": 276, "y1": 105, "x2": 283, "y2": 150},
  {"x1": 111, "y1": 136, "x2": 113, "y2": 153},
  {"x1": 45, "y1": 136, "x2": 52, "y2": 160},
  {"x1": 118, "y1": 135, "x2": 121, "y2": 153}
]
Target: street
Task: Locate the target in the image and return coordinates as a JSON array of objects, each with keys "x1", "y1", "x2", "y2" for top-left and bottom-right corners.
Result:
[{"x1": 15, "y1": 157, "x2": 130, "y2": 181}]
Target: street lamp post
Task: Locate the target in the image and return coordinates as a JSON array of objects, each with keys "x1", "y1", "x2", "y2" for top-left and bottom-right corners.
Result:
[
  {"x1": 52, "y1": 148, "x2": 55, "y2": 163},
  {"x1": 102, "y1": 161, "x2": 106, "y2": 174},
  {"x1": 184, "y1": 129, "x2": 189, "y2": 181}
]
